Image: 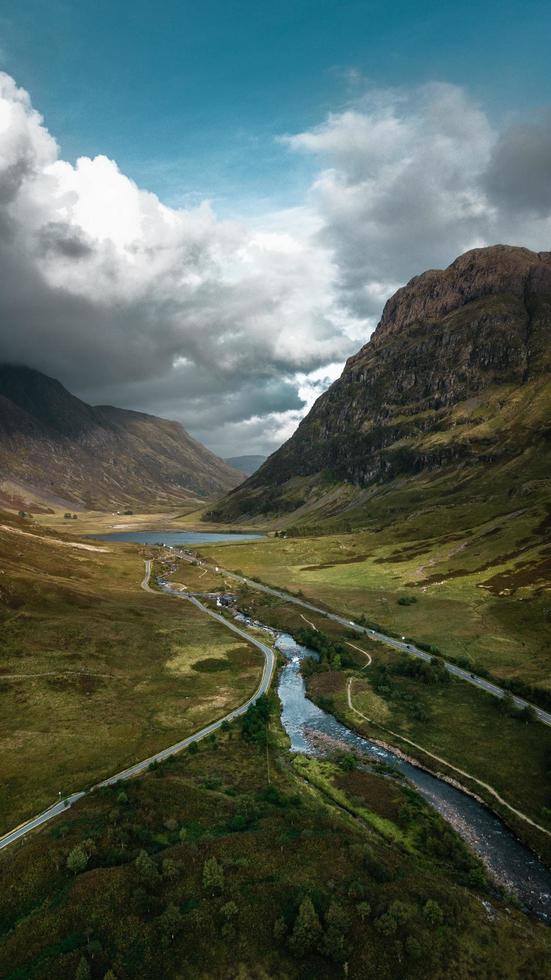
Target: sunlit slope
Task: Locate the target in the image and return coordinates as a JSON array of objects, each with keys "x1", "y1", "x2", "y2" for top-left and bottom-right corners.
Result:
[
  {"x1": 209, "y1": 246, "x2": 551, "y2": 534},
  {"x1": 0, "y1": 512, "x2": 262, "y2": 832}
]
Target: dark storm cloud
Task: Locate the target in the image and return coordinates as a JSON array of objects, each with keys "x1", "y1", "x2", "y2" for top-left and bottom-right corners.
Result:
[
  {"x1": 1, "y1": 72, "x2": 551, "y2": 455},
  {"x1": 484, "y1": 111, "x2": 551, "y2": 216}
]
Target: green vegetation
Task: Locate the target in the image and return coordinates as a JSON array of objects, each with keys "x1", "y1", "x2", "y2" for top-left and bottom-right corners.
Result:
[
  {"x1": 200, "y1": 496, "x2": 551, "y2": 694},
  {"x1": 215, "y1": 586, "x2": 551, "y2": 860},
  {"x1": 1, "y1": 721, "x2": 549, "y2": 978},
  {"x1": 0, "y1": 514, "x2": 263, "y2": 833}
]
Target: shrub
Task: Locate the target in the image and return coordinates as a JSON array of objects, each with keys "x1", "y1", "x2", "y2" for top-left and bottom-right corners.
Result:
[
  {"x1": 66, "y1": 846, "x2": 89, "y2": 874},
  {"x1": 288, "y1": 897, "x2": 322, "y2": 957},
  {"x1": 423, "y1": 899, "x2": 444, "y2": 927},
  {"x1": 356, "y1": 901, "x2": 371, "y2": 921},
  {"x1": 273, "y1": 916, "x2": 288, "y2": 941},
  {"x1": 75, "y1": 957, "x2": 91, "y2": 980},
  {"x1": 202, "y1": 856, "x2": 224, "y2": 892},
  {"x1": 135, "y1": 849, "x2": 158, "y2": 881},
  {"x1": 162, "y1": 858, "x2": 180, "y2": 880}
]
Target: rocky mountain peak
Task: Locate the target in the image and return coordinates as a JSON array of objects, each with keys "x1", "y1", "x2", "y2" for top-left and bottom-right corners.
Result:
[{"x1": 362, "y1": 245, "x2": 551, "y2": 348}]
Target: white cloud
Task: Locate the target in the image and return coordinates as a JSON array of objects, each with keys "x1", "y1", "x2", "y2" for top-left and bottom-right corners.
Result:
[
  {"x1": 1, "y1": 72, "x2": 551, "y2": 456},
  {"x1": 285, "y1": 82, "x2": 551, "y2": 321},
  {"x1": 0, "y1": 71, "x2": 354, "y2": 455}
]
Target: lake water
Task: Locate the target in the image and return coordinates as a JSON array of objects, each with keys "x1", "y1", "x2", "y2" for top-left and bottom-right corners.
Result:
[{"x1": 91, "y1": 530, "x2": 266, "y2": 546}]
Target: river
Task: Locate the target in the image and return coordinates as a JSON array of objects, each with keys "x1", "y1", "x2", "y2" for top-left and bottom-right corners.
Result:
[{"x1": 272, "y1": 630, "x2": 551, "y2": 921}]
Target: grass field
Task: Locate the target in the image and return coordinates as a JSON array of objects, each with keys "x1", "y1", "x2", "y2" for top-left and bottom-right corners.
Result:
[
  {"x1": 0, "y1": 514, "x2": 263, "y2": 834},
  {"x1": 217, "y1": 585, "x2": 551, "y2": 860},
  {"x1": 1, "y1": 714, "x2": 549, "y2": 979},
  {"x1": 199, "y1": 503, "x2": 551, "y2": 692}
]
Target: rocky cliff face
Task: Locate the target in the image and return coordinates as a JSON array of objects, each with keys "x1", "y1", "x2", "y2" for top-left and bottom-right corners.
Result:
[
  {"x1": 210, "y1": 245, "x2": 551, "y2": 523},
  {"x1": 0, "y1": 366, "x2": 243, "y2": 510}
]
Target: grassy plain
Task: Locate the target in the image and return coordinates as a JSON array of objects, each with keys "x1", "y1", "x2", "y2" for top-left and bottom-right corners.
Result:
[
  {"x1": 220, "y1": 587, "x2": 551, "y2": 860},
  {"x1": 1, "y1": 720, "x2": 549, "y2": 979},
  {"x1": 0, "y1": 514, "x2": 263, "y2": 833},
  {"x1": 199, "y1": 500, "x2": 551, "y2": 693}
]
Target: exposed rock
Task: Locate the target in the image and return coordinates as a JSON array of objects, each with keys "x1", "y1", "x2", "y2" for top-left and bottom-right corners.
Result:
[{"x1": 209, "y1": 245, "x2": 551, "y2": 522}]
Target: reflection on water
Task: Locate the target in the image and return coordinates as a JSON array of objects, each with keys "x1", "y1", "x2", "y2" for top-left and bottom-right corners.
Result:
[
  {"x1": 90, "y1": 530, "x2": 266, "y2": 545},
  {"x1": 276, "y1": 632, "x2": 551, "y2": 921}
]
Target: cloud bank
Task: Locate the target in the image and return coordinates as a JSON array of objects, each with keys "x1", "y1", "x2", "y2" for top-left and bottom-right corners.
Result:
[{"x1": 0, "y1": 73, "x2": 550, "y2": 455}]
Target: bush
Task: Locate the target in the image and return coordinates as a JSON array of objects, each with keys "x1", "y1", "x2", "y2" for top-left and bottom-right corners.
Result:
[
  {"x1": 66, "y1": 845, "x2": 89, "y2": 874},
  {"x1": 75, "y1": 957, "x2": 91, "y2": 980},
  {"x1": 202, "y1": 856, "x2": 224, "y2": 892},
  {"x1": 423, "y1": 899, "x2": 444, "y2": 927},
  {"x1": 240, "y1": 694, "x2": 276, "y2": 744},
  {"x1": 273, "y1": 916, "x2": 287, "y2": 941},
  {"x1": 288, "y1": 897, "x2": 322, "y2": 957},
  {"x1": 135, "y1": 849, "x2": 158, "y2": 882}
]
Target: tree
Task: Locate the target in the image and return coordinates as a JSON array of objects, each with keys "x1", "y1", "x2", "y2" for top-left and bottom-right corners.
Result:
[
  {"x1": 66, "y1": 845, "x2": 89, "y2": 874},
  {"x1": 356, "y1": 901, "x2": 371, "y2": 921},
  {"x1": 202, "y1": 856, "x2": 224, "y2": 892},
  {"x1": 289, "y1": 897, "x2": 322, "y2": 956},
  {"x1": 162, "y1": 857, "x2": 180, "y2": 880},
  {"x1": 75, "y1": 957, "x2": 91, "y2": 980},
  {"x1": 135, "y1": 849, "x2": 158, "y2": 882},
  {"x1": 273, "y1": 916, "x2": 287, "y2": 941},
  {"x1": 222, "y1": 900, "x2": 238, "y2": 920},
  {"x1": 157, "y1": 903, "x2": 183, "y2": 948},
  {"x1": 423, "y1": 899, "x2": 444, "y2": 927}
]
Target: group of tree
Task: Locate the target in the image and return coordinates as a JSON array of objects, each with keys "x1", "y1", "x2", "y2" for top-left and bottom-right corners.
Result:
[
  {"x1": 240, "y1": 693, "x2": 276, "y2": 744},
  {"x1": 295, "y1": 626, "x2": 355, "y2": 672}
]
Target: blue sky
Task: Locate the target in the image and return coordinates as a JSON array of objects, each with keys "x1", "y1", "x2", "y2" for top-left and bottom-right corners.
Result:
[
  {"x1": 2, "y1": 0, "x2": 551, "y2": 214},
  {"x1": 0, "y1": 1, "x2": 550, "y2": 455}
]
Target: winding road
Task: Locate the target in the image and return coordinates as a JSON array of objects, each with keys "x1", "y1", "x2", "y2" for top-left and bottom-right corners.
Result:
[
  {"x1": 176, "y1": 551, "x2": 551, "y2": 728},
  {"x1": 0, "y1": 561, "x2": 275, "y2": 853}
]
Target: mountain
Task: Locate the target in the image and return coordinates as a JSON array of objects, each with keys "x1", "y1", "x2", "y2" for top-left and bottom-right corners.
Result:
[
  {"x1": 0, "y1": 365, "x2": 243, "y2": 510},
  {"x1": 224, "y1": 454, "x2": 267, "y2": 476},
  {"x1": 208, "y1": 245, "x2": 551, "y2": 528}
]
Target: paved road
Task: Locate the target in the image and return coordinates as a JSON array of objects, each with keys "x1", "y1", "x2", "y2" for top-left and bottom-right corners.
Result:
[
  {"x1": 0, "y1": 562, "x2": 275, "y2": 853},
  {"x1": 176, "y1": 551, "x2": 551, "y2": 728}
]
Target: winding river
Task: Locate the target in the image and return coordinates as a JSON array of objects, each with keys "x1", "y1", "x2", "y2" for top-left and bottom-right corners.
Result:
[{"x1": 272, "y1": 630, "x2": 551, "y2": 921}]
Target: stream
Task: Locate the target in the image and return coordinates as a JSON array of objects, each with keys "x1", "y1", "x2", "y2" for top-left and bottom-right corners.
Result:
[{"x1": 271, "y1": 629, "x2": 551, "y2": 921}]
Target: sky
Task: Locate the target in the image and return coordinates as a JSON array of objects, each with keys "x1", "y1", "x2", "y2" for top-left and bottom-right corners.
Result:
[{"x1": 0, "y1": 0, "x2": 550, "y2": 457}]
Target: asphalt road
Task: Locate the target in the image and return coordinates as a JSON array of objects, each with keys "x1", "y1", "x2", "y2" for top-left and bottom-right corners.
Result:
[
  {"x1": 175, "y1": 551, "x2": 551, "y2": 728},
  {"x1": 0, "y1": 561, "x2": 275, "y2": 853}
]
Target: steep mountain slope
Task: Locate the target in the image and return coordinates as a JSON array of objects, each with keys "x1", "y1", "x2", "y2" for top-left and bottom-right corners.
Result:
[
  {"x1": 0, "y1": 366, "x2": 243, "y2": 510},
  {"x1": 209, "y1": 245, "x2": 551, "y2": 528}
]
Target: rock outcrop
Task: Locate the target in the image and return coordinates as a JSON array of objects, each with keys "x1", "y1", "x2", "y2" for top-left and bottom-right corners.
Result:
[{"x1": 209, "y1": 245, "x2": 551, "y2": 523}]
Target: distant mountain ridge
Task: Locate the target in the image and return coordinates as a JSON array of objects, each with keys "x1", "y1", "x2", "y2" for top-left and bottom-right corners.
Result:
[
  {"x1": 0, "y1": 365, "x2": 243, "y2": 510},
  {"x1": 224, "y1": 455, "x2": 267, "y2": 476},
  {"x1": 209, "y1": 245, "x2": 551, "y2": 527}
]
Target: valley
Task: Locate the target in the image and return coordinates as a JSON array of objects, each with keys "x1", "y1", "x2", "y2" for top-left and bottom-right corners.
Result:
[{"x1": 1, "y1": 244, "x2": 550, "y2": 978}]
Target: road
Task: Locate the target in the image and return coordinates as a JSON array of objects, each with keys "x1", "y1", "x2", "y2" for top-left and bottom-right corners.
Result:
[
  {"x1": 0, "y1": 562, "x2": 275, "y2": 853},
  {"x1": 346, "y1": 677, "x2": 551, "y2": 838},
  {"x1": 175, "y1": 551, "x2": 551, "y2": 728}
]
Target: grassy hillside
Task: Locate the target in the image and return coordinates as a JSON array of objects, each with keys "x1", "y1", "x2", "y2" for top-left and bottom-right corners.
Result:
[
  {"x1": 0, "y1": 365, "x2": 243, "y2": 511},
  {"x1": 200, "y1": 488, "x2": 551, "y2": 695},
  {"x1": 0, "y1": 513, "x2": 263, "y2": 833},
  {"x1": 1, "y1": 717, "x2": 550, "y2": 979}
]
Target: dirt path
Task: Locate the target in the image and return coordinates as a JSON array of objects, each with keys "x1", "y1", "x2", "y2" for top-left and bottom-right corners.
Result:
[
  {"x1": 345, "y1": 640, "x2": 372, "y2": 668},
  {"x1": 300, "y1": 613, "x2": 318, "y2": 631},
  {"x1": 346, "y1": 677, "x2": 550, "y2": 838}
]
